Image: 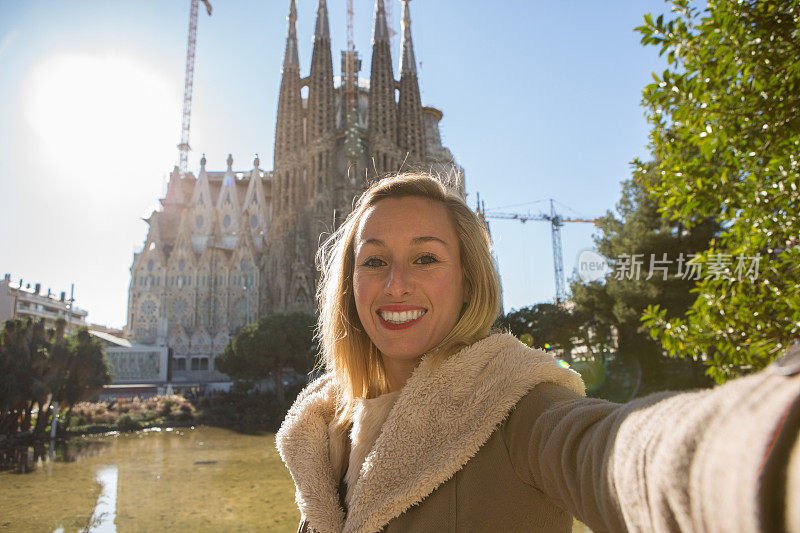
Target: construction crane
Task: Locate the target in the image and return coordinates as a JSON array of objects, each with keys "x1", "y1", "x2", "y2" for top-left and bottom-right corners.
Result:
[
  {"x1": 384, "y1": 0, "x2": 398, "y2": 57},
  {"x1": 343, "y1": 0, "x2": 357, "y2": 114},
  {"x1": 481, "y1": 199, "x2": 597, "y2": 304},
  {"x1": 177, "y1": 0, "x2": 212, "y2": 174}
]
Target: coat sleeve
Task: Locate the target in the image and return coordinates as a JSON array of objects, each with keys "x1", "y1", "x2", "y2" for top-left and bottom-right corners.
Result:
[{"x1": 502, "y1": 360, "x2": 800, "y2": 533}]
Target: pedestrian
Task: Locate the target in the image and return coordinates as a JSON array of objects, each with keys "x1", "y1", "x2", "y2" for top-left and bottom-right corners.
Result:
[{"x1": 277, "y1": 173, "x2": 800, "y2": 532}]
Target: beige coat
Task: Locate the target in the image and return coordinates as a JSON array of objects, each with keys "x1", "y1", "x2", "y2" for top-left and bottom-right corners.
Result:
[{"x1": 276, "y1": 333, "x2": 800, "y2": 533}]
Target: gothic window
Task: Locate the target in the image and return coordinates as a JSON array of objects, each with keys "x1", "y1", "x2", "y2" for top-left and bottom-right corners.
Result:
[
  {"x1": 232, "y1": 298, "x2": 248, "y2": 329},
  {"x1": 170, "y1": 298, "x2": 189, "y2": 326},
  {"x1": 214, "y1": 298, "x2": 226, "y2": 326},
  {"x1": 140, "y1": 299, "x2": 157, "y2": 318},
  {"x1": 137, "y1": 298, "x2": 158, "y2": 342},
  {"x1": 147, "y1": 259, "x2": 154, "y2": 272},
  {"x1": 199, "y1": 298, "x2": 212, "y2": 328},
  {"x1": 191, "y1": 357, "x2": 209, "y2": 371},
  {"x1": 175, "y1": 358, "x2": 186, "y2": 371},
  {"x1": 179, "y1": 260, "x2": 186, "y2": 271},
  {"x1": 196, "y1": 215, "x2": 203, "y2": 229},
  {"x1": 250, "y1": 214, "x2": 258, "y2": 228},
  {"x1": 241, "y1": 260, "x2": 248, "y2": 271},
  {"x1": 253, "y1": 194, "x2": 258, "y2": 205},
  {"x1": 224, "y1": 215, "x2": 231, "y2": 229},
  {"x1": 225, "y1": 192, "x2": 231, "y2": 205}
]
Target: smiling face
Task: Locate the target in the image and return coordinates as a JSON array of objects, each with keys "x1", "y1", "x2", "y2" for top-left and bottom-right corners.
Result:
[{"x1": 353, "y1": 196, "x2": 467, "y2": 369}]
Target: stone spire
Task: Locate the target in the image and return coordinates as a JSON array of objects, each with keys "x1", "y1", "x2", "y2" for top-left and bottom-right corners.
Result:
[
  {"x1": 274, "y1": 0, "x2": 304, "y2": 214},
  {"x1": 397, "y1": 0, "x2": 426, "y2": 163},
  {"x1": 399, "y1": 0, "x2": 417, "y2": 75},
  {"x1": 308, "y1": 0, "x2": 335, "y2": 143},
  {"x1": 314, "y1": 0, "x2": 329, "y2": 41},
  {"x1": 368, "y1": 0, "x2": 398, "y2": 173},
  {"x1": 283, "y1": 0, "x2": 299, "y2": 70},
  {"x1": 372, "y1": 0, "x2": 390, "y2": 43}
]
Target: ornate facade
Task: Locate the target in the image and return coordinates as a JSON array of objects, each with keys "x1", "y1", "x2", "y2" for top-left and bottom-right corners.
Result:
[{"x1": 125, "y1": 0, "x2": 465, "y2": 377}]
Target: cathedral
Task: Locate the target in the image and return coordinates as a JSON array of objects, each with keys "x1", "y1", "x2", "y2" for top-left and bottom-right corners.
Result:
[{"x1": 125, "y1": 0, "x2": 465, "y2": 376}]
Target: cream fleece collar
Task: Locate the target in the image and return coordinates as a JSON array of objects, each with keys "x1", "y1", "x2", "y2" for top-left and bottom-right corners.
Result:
[{"x1": 276, "y1": 332, "x2": 586, "y2": 533}]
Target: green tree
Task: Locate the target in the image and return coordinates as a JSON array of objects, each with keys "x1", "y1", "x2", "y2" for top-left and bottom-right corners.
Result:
[
  {"x1": 57, "y1": 329, "x2": 112, "y2": 426},
  {"x1": 570, "y1": 167, "x2": 718, "y2": 390},
  {"x1": 0, "y1": 319, "x2": 50, "y2": 435},
  {"x1": 637, "y1": 0, "x2": 800, "y2": 382},
  {"x1": 0, "y1": 319, "x2": 111, "y2": 436},
  {"x1": 216, "y1": 312, "x2": 316, "y2": 403},
  {"x1": 498, "y1": 303, "x2": 613, "y2": 364}
]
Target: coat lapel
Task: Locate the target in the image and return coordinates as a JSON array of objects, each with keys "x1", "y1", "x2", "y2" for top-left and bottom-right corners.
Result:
[
  {"x1": 276, "y1": 375, "x2": 346, "y2": 533},
  {"x1": 277, "y1": 333, "x2": 586, "y2": 533}
]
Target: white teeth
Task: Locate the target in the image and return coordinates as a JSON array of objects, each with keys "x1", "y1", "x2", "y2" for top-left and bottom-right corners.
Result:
[{"x1": 380, "y1": 309, "x2": 426, "y2": 324}]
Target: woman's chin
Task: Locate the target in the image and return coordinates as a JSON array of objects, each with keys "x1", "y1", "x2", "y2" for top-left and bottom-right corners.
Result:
[{"x1": 376, "y1": 339, "x2": 432, "y2": 363}]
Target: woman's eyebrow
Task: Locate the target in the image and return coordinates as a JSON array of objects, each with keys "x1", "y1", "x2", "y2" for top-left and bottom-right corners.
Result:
[
  {"x1": 410, "y1": 236, "x2": 448, "y2": 246},
  {"x1": 360, "y1": 236, "x2": 448, "y2": 247}
]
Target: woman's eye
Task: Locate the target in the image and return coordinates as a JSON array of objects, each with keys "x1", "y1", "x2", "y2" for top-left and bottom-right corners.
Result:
[
  {"x1": 415, "y1": 254, "x2": 439, "y2": 265},
  {"x1": 362, "y1": 257, "x2": 386, "y2": 268}
]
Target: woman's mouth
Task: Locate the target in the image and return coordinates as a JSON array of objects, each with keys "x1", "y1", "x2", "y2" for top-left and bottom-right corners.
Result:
[{"x1": 377, "y1": 308, "x2": 427, "y2": 330}]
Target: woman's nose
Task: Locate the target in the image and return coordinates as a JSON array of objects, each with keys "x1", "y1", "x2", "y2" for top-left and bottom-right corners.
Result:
[{"x1": 384, "y1": 263, "x2": 413, "y2": 297}]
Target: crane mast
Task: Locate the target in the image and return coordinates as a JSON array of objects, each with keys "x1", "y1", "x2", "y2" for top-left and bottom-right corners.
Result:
[
  {"x1": 344, "y1": 0, "x2": 357, "y2": 114},
  {"x1": 483, "y1": 199, "x2": 597, "y2": 304},
  {"x1": 177, "y1": 0, "x2": 212, "y2": 174}
]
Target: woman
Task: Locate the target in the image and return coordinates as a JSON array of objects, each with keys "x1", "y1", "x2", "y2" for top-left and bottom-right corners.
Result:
[{"x1": 277, "y1": 173, "x2": 800, "y2": 533}]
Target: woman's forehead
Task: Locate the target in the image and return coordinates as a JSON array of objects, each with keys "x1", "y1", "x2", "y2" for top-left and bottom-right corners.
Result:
[{"x1": 355, "y1": 197, "x2": 457, "y2": 245}]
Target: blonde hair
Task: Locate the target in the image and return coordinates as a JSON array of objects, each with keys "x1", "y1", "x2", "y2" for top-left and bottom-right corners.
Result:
[{"x1": 315, "y1": 173, "x2": 501, "y2": 425}]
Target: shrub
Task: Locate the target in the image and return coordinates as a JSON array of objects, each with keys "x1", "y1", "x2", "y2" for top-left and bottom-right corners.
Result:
[
  {"x1": 116, "y1": 399, "x2": 130, "y2": 413},
  {"x1": 158, "y1": 398, "x2": 174, "y2": 417},
  {"x1": 117, "y1": 414, "x2": 142, "y2": 432}
]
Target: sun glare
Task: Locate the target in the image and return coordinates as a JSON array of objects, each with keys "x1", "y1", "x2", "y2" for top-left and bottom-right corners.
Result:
[{"x1": 24, "y1": 53, "x2": 178, "y2": 192}]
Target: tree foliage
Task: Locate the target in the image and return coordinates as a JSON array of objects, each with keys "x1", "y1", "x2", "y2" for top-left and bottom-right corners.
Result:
[
  {"x1": 0, "y1": 319, "x2": 111, "y2": 437},
  {"x1": 636, "y1": 0, "x2": 800, "y2": 382},
  {"x1": 498, "y1": 303, "x2": 614, "y2": 364},
  {"x1": 215, "y1": 312, "x2": 316, "y2": 402},
  {"x1": 571, "y1": 167, "x2": 718, "y2": 386}
]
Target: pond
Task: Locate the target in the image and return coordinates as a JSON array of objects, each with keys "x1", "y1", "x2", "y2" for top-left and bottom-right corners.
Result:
[
  {"x1": 0, "y1": 427, "x2": 593, "y2": 532},
  {"x1": 0, "y1": 427, "x2": 299, "y2": 532}
]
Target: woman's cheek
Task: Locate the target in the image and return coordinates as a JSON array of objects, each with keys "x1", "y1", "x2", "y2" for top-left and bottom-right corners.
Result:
[{"x1": 352, "y1": 272, "x2": 376, "y2": 318}]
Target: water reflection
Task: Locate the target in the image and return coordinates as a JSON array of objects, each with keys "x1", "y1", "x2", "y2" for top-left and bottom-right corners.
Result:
[
  {"x1": 0, "y1": 427, "x2": 299, "y2": 532},
  {"x1": 86, "y1": 465, "x2": 118, "y2": 532},
  {"x1": 0, "y1": 438, "x2": 112, "y2": 474}
]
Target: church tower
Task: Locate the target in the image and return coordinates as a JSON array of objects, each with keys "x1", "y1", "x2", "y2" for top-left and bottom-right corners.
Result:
[
  {"x1": 367, "y1": 0, "x2": 399, "y2": 176},
  {"x1": 307, "y1": 0, "x2": 336, "y2": 202},
  {"x1": 273, "y1": 0, "x2": 304, "y2": 222},
  {"x1": 125, "y1": 0, "x2": 466, "y2": 384},
  {"x1": 396, "y1": 0, "x2": 427, "y2": 164}
]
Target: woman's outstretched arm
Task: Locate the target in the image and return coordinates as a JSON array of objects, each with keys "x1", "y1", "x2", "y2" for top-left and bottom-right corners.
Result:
[{"x1": 503, "y1": 354, "x2": 800, "y2": 532}]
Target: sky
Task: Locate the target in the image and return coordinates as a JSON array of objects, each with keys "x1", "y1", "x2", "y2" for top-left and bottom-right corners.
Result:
[{"x1": 0, "y1": 0, "x2": 672, "y2": 329}]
